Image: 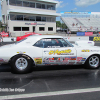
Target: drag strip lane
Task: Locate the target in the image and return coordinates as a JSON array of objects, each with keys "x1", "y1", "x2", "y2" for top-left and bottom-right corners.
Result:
[{"x1": 1, "y1": 87, "x2": 100, "y2": 100}]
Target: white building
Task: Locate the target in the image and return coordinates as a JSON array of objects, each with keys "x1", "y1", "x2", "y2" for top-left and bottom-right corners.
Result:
[{"x1": 1, "y1": 0, "x2": 61, "y2": 36}]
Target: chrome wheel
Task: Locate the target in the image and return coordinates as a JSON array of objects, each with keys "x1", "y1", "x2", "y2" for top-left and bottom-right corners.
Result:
[
  {"x1": 89, "y1": 56, "x2": 99, "y2": 68},
  {"x1": 15, "y1": 57, "x2": 28, "y2": 70}
]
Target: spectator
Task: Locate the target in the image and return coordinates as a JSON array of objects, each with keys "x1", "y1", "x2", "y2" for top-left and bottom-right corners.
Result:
[
  {"x1": 85, "y1": 28, "x2": 87, "y2": 32},
  {"x1": 7, "y1": 31, "x2": 10, "y2": 37},
  {"x1": 0, "y1": 34, "x2": 3, "y2": 46},
  {"x1": 9, "y1": 32, "x2": 11, "y2": 37},
  {"x1": 97, "y1": 27, "x2": 98, "y2": 31},
  {"x1": 67, "y1": 31, "x2": 69, "y2": 36},
  {"x1": 69, "y1": 31, "x2": 71, "y2": 36},
  {"x1": 97, "y1": 32, "x2": 99, "y2": 36},
  {"x1": 90, "y1": 26, "x2": 93, "y2": 30},
  {"x1": 95, "y1": 27, "x2": 98, "y2": 34},
  {"x1": 72, "y1": 23, "x2": 75, "y2": 26},
  {"x1": 76, "y1": 23, "x2": 78, "y2": 26}
]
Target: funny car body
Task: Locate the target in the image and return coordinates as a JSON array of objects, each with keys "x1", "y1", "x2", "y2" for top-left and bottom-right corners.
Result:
[{"x1": 0, "y1": 35, "x2": 100, "y2": 74}]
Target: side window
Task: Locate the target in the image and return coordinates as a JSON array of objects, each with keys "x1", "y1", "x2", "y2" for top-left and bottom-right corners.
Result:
[
  {"x1": 34, "y1": 38, "x2": 71, "y2": 48},
  {"x1": 34, "y1": 40, "x2": 43, "y2": 48},
  {"x1": 43, "y1": 38, "x2": 70, "y2": 48},
  {"x1": 60, "y1": 39, "x2": 70, "y2": 47}
]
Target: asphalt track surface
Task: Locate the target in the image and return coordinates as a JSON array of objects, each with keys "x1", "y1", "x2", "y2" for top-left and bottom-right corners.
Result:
[{"x1": 0, "y1": 42, "x2": 100, "y2": 100}]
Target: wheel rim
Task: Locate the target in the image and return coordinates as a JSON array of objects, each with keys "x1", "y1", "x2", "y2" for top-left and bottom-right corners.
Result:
[
  {"x1": 15, "y1": 57, "x2": 28, "y2": 70},
  {"x1": 89, "y1": 56, "x2": 99, "y2": 68}
]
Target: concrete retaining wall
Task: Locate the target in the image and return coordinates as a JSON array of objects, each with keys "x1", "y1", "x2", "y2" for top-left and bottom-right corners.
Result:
[{"x1": 65, "y1": 37, "x2": 89, "y2": 41}]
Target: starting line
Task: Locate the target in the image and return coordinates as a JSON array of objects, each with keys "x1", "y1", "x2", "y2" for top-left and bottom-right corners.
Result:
[{"x1": 1, "y1": 87, "x2": 100, "y2": 100}]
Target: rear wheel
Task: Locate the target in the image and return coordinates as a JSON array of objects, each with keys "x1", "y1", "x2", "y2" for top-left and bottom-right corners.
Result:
[
  {"x1": 11, "y1": 55, "x2": 33, "y2": 74},
  {"x1": 86, "y1": 55, "x2": 100, "y2": 69}
]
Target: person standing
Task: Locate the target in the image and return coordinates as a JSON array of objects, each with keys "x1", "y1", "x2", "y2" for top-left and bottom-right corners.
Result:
[
  {"x1": 0, "y1": 34, "x2": 3, "y2": 46},
  {"x1": 69, "y1": 31, "x2": 71, "y2": 36},
  {"x1": 67, "y1": 31, "x2": 69, "y2": 36}
]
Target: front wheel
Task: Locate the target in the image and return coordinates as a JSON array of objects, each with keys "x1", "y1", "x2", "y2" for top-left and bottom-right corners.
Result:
[
  {"x1": 86, "y1": 55, "x2": 100, "y2": 69},
  {"x1": 11, "y1": 55, "x2": 33, "y2": 74}
]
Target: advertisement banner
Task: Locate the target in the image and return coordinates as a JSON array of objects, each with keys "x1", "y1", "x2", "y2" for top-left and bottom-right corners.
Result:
[
  {"x1": 89, "y1": 36, "x2": 100, "y2": 41},
  {"x1": 25, "y1": 32, "x2": 36, "y2": 35},
  {"x1": 93, "y1": 37, "x2": 100, "y2": 41},
  {"x1": 0, "y1": 32, "x2": 8, "y2": 37},
  {"x1": 77, "y1": 32, "x2": 85, "y2": 36},
  {"x1": 85, "y1": 32, "x2": 93, "y2": 36}
]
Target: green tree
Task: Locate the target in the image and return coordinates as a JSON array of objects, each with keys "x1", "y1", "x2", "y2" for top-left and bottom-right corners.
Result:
[
  {"x1": 56, "y1": 21, "x2": 67, "y2": 29},
  {"x1": 56, "y1": 21, "x2": 61, "y2": 27}
]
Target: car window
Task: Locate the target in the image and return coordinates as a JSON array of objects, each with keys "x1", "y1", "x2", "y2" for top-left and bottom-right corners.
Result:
[
  {"x1": 34, "y1": 38, "x2": 71, "y2": 48},
  {"x1": 34, "y1": 39, "x2": 43, "y2": 48}
]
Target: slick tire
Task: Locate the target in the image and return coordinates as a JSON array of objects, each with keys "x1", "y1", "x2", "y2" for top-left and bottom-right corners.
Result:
[
  {"x1": 11, "y1": 55, "x2": 33, "y2": 74},
  {"x1": 86, "y1": 55, "x2": 100, "y2": 69}
]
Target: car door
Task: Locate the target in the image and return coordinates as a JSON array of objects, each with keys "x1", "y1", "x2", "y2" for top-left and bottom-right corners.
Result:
[{"x1": 42, "y1": 38, "x2": 77, "y2": 65}]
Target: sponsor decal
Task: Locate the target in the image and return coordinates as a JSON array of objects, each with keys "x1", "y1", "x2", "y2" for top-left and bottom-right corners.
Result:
[
  {"x1": 34, "y1": 58, "x2": 42, "y2": 64},
  {"x1": 69, "y1": 60, "x2": 75, "y2": 62},
  {"x1": 43, "y1": 58, "x2": 50, "y2": 63},
  {"x1": 70, "y1": 57, "x2": 76, "y2": 60},
  {"x1": 90, "y1": 50, "x2": 100, "y2": 52},
  {"x1": 88, "y1": 42, "x2": 92, "y2": 43},
  {"x1": 93, "y1": 37, "x2": 100, "y2": 41},
  {"x1": 82, "y1": 50, "x2": 100, "y2": 52},
  {"x1": 68, "y1": 61, "x2": 75, "y2": 64},
  {"x1": 81, "y1": 50, "x2": 90, "y2": 52},
  {"x1": 77, "y1": 57, "x2": 82, "y2": 62},
  {"x1": 43, "y1": 57, "x2": 76, "y2": 64},
  {"x1": 25, "y1": 23, "x2": 45, "y2": 25},
  {"x1": 43, "y1": 57, "x2": 61, "y2": 64},
  {"x1": 76, "y1": 57, "x2": 83, "y2": 64},
  {"x1": 45, "y1": 64, "x2": 51, "y2": 65},
  {"x1": 49, "y1": 49, "x2": 72, "y2": 55},
  {"x1": 81, "y1": 58, "x2": 86, "y2": 61}
]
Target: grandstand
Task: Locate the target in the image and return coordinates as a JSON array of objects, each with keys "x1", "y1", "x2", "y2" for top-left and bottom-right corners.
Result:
[{"x1": 61, "y1": 12, "x2": 100, "y2": 32}]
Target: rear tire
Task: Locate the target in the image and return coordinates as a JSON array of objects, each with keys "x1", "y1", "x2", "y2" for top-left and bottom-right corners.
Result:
[
  {"x1": 86, "y1": 55, "x2": 100, "y2": 69},
  {"x1": 11, "y1": 55, "x2": 33, "y2": 74}
]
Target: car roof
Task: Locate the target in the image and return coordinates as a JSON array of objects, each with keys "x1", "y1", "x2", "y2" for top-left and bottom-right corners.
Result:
[
  {"x1": 17, "y1": 35, "x2": 64, "y2": 46},
  {"x1": 27, "y1": 35, "x2": 63, "y2": 39}
]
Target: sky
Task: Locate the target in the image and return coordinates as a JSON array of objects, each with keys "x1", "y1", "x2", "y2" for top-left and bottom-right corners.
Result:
[{"x1": 0, "y1": 0, "x2": 100, "y2": 21}]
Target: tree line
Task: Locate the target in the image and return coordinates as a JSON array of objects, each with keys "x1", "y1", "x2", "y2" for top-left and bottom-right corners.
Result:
[{"x1": 56, "y1": 21, "x2": 67, "y2": 29}]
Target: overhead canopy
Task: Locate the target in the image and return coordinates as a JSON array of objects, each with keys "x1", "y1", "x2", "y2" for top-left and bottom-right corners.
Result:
[
  {"x1": 37, "y1": 0, "x2": 58, "y2": 4},
  {"x1": 8, "y1": 9, "x2": 61, "y2": 17}
]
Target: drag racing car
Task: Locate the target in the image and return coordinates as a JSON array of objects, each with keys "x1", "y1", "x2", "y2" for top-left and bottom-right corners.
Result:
[{"x1": 0, "y1": 35, "x2": 100, "y2": 74}]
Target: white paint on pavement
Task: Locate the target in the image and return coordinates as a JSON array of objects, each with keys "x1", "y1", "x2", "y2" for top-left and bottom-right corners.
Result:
[{"x1": 1, "y1": 87, "x2": 100, "y2": 100}]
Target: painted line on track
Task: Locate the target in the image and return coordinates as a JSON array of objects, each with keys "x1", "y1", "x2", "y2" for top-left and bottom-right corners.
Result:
[{"x1": 1, "y1": 87, "x2": 100, "y2": 99}]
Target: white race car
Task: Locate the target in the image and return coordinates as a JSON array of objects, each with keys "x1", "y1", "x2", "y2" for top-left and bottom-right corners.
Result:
[{"x1": 0, "y1": 35, "x2": 100, "y2": 73}]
